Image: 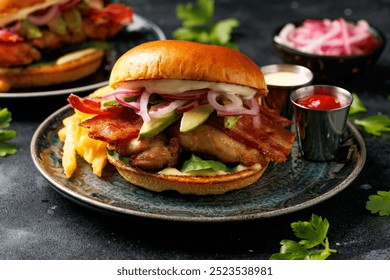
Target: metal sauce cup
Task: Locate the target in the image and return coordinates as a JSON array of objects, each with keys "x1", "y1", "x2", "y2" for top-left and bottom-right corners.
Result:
[
  {"x1": 261, "y1": 64, "x2": 313, "y2": 119},
  {"x1": 290, "y1": 85, "x2": 353, "y2": 161}
]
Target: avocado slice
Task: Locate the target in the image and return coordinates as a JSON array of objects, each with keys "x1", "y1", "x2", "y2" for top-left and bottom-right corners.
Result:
[
  {"x1": 180, "y1": 104, "x2": 214, "y2": 132},
  {"x1": 20, "y1": 20, "x2": 42, "y2": 39},
  {"x1": 62, "y1": 8, "x2": 82, "y2": 32},
  {"x1": 47, "y1": 15, "x2": 67, "y2": 35},
  {"x1": 139, "y1": 110, "x2": 180, "y2": 139}
]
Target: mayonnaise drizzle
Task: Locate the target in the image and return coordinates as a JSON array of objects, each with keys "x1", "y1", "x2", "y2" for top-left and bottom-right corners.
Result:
[{"x1": 117, "y1": 80, "x2": 257, "y2": 98}]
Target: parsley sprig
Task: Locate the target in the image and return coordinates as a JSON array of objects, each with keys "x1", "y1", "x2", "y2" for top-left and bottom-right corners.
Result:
[
  {"x1": 270, "y1": 214, "x2": 337, "y2": 260},
  {"x1": 349, "y1": 93, "x2": 390, "y2": 136},
  {"x1": 366, "y1": 191, "x2": 390, "y2": 216},
  {"x1": 349, "y1": 94, "x2": 390, "y2": 216},
  {"x1": 0, "y1": 108, "x2": 17, "y2": 157},
  {"x1": 172, "y1": 0, "x2": 240, "y2": 49}
]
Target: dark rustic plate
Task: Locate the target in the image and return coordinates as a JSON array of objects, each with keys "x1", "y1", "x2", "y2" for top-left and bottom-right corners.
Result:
[
  {"x1": 0, "y1": 14, "x2": 165, "y2": 98},
  {"x1": 31, "y1": 105, "x2": 366, "y2": 222}
]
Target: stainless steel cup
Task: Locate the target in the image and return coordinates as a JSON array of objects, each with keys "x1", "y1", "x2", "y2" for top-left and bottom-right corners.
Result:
[
  {"x1": 290, "y1": 85, "x2": 353, "y2": 161},
  {"x1": 261, "y1": 64, "x2": 313, "y2": 119}
]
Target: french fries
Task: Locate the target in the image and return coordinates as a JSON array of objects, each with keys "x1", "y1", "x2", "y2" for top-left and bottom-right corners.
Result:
[{"x1": 58, "y1": 109, "x2": 107, "y2": 178}]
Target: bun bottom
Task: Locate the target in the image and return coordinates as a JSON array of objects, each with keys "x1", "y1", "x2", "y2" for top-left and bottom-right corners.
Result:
[
  {"x1": 107, "y1": 153, "x2": 270, "y2": 195},
  {"x1": 0, "y1": 49, "x2": 104, "y2": 92}
]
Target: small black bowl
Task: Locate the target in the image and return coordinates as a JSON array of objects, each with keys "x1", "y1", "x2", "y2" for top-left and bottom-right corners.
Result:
[{"x1": 272, "y1": 20, "x2": 386, "y2": 82}]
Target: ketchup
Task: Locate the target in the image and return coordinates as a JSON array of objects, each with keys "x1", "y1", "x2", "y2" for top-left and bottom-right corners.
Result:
[{"x1": 297, "y1": 94, "x2": 342, "y2": 110}]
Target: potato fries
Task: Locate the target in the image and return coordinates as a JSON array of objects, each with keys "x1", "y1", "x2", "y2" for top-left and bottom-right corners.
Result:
[{"x1": 59, "y1": 109, "x2": 107, "y2": 178}]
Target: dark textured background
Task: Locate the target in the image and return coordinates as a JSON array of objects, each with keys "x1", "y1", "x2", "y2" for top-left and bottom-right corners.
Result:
[{"x1": 1, "y1": 0, "x2": 390, "y2": 260}]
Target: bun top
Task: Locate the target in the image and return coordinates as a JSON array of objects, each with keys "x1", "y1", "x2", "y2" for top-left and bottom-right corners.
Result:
[
  {"x1": 110, "y1": 40, "x2": 267, "y2": 95},
  {"x1": 0, "y1": 0, "x2": 60, "y2": 27}
]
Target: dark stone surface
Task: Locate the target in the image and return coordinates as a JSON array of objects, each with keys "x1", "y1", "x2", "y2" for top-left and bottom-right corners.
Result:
[{"x1": 1, "y1": 0, "x2": 390, "y2": 260}]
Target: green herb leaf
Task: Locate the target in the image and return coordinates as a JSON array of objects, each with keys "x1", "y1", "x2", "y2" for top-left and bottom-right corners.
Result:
[
  {"x1": 176, "y1": 0, "x2": 213, "y2": 27},
  {"x1": 292, "y1": 214, "x2": 329, "y2": 249},
  {"x1": 0, "y1": 142, "x2": 17, "y2": 157},
  {"x1": 354, "y1": 114, "x2": 390, "y2": 136},
  {"x1": 0, "y1": 107, "x2": 12, "y2": 128},
  {"x1": 210, "y1": 18, "x2": 240, "y2": 45},
  {"x1": 180, "y1": 154, "x2": 235, "y2": 174},
  {"x1": 366, "y1": 190, "x2": 390, "y2": 216},
  {"x1": 173, "y1": 0, "x2": 239, "y2": 49},
  {"x1": 270, "y1": 214, "x2": 337, "y2": 260},
  {"x1": 0, "y1": 108, "x2": 17, "y2": 157},
  {"x1": 349, "y1": 93, "x2": 367, "y2": 115}
]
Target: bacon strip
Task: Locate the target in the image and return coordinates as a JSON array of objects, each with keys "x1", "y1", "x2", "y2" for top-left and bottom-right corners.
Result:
[
  {"x1": 68, "y1": 94, "x2": 125, "y2": 116},
  {"x1": 79, "y1": 110, "x2": 142, "y2": 142}
]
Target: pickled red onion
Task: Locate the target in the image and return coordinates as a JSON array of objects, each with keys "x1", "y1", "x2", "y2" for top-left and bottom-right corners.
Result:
[
  {"x1": 27, "y1": 5, "x2": 59, "y2": 26},
  {"x1": 275, "y1": 18, "x2": 380, "y2": 56}
]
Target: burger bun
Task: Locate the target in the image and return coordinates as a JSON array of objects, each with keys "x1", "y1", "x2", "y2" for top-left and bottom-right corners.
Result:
[{"x1": 0, "y1": 48, "x2": 104, "y2": 92}]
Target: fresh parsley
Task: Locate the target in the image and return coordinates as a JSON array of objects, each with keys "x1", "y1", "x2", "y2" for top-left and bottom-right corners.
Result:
[
  {"x1": 354, "y1": 115, "x2": 390, "y2": 136},
  {"x1": 349, "y1": 93, "x2": 367, "y2": 115},
  {"x1": 366, "y1": 190, "x2": 390, "y2": 216},
  {"x1": 0, "y1": 108, "x2": 17, "y2": 157},
  {"x1": 349, "y1": 93, "x2": 390, "y2": 136},
  {"x1": 172, "y1": 0, "x2": 240, "y2": 49},
  {"x1": 270, "y1": 214, "x2": 337, "y2": 260}
]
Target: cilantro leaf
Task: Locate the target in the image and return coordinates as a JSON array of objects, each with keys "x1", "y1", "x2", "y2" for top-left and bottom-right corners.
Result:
[
  {"x1": 173, "y1": 0, "x2": 240, "y2": 49},
  {"x1": 349, "y1": 93, "x2": 367, "y2": 115},
  {"x1": 354, "y1": 114, "x2": 390, "y2": 136},
  {"x1": 0, "y1": 108, "x2": 17, "y2": 157},
  {"x1": 366, "y1": 190, "x2": 390, "y2": 216},
  {"x1": 270, "y1": 214, "x2": 337, "y2": 260}
]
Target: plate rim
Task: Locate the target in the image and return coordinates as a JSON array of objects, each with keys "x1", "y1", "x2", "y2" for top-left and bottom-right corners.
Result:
[
  {"x1": 0, "y1": 13, "x2": 166, "y2": 99},
  {"x1": 30, "y1": 105, "x2": 367, "y2": 223}
]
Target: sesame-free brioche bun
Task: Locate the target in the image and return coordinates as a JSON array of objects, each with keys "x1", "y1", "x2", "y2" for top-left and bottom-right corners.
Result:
[
  {"x1": 107, "y1": 152, "x2": 270, "y2": 195},
  {"x1": 109, "y1": 40, "x2": 268, "y2": 96},
  {"x1": 0, "y1": 48, "x2": 104, "y2": 92}
]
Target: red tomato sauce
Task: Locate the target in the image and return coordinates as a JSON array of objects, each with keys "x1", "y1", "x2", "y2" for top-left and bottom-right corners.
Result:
[{"x1": 297, "y1": 94, "x2": 342, "y2": 110}]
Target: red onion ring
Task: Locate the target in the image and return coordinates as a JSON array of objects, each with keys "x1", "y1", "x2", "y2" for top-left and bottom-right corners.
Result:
[
  {"x1": 149, "y1": 100, "x2": 188, "y2": 118},
  {"x1": 27, "y1": 5, "x2": 59, "y2": 26},
  {"x1": 139, "y1": 90, "x2": 152, "y2": 122}
]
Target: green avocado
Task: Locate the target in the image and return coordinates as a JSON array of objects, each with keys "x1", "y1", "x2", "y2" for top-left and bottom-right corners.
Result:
[
  {"x1": 62, "y1": 8, "x2": 82, "y2": 32},
  {"x1": 139, "y1": 110, "x2": 180, "y2": 139},
  {"x1": 180, "y1": 104, "x2": 214, "y2": 132},
  {"x1": 47, "y1": 15, "x2": 67, "y2": 35},
  {"x1": 20, "y1": 20, "x2": 42, "y2": 39}
]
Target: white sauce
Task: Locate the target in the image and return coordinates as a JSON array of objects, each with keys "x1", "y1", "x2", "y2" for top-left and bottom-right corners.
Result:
[
  {"x1": 264, "y1": 71, "x2": 310, "y2": 87},
  {"x1": 158, "y1": 163, "x2": 262, "y2": 177},
  {"x1": 56, "y1": 48, "x2": 97, "y2": 65},
  {"x1": 117, "y1": 80, "x2": 257, "y2": 97}
]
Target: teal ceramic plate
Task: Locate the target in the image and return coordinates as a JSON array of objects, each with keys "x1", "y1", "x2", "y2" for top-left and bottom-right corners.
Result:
[
  {"x1": 0, "y1": 14, "x2": 165, "y2": 98},
  {"x1": 31, "y1": 105, "x2": 366, "y2": 222}
]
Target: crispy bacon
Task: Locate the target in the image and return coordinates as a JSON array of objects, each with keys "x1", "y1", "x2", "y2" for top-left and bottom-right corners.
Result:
[
  {"x1": 79, "y1": 110, "x2": 142, "y2": 142},
  {"x1": 207, "y1": 110, "x2": 296, "y2": 163},
  {"x1": 88, "y1": 4, "x2": 133, "y2": 24},
  {"x1": 68, "y1": 94, "x2": 124, "y2": 116}
]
